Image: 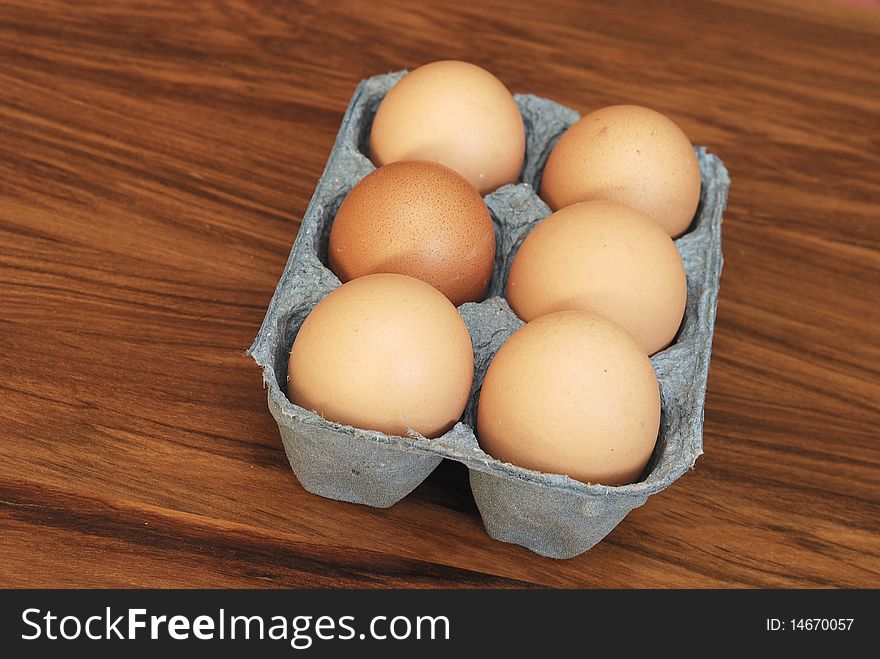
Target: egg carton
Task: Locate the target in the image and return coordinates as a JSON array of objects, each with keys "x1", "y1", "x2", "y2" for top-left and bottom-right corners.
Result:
[{"x1": 248, "y1": 70, "x2": 728, "y2": 559}]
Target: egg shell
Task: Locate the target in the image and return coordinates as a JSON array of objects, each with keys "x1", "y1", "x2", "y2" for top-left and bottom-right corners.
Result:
[
  {"x1": 288, "y1": 273, "x2": 474, "y2": 439},
  {"x1": 477, "y1": 311, "x2": 661, "y2": 486},
  {"x1": 506, "y1": 200, "x2": 687, "y2": 355},
  {"x1": 540, "y1": 105, "x2": 702, "y2": 238},
  {"x1": 370, "y1": 60, "x2": 525, "y2": 195},
  {"x1": 248, "y1": 71, "x2": 728, "y2": 558},
  {"x1": 328, "y1": 160, "x2": 495, "y2": 306}
]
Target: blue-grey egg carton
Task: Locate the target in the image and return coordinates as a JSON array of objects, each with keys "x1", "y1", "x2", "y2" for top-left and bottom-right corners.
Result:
[{"x1": 248, "y1": 70, "x2": 728, "y2": 559}]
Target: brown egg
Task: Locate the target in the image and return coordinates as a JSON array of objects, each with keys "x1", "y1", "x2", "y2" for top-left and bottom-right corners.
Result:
[
  {"x1": 506, "y1": 201, "x2": 686, "y2": 355},
  {"x1": 477, "y1": 311, "x2": 660, "y2": 486},
  {"x1": 369, "y1": 60, "x2": 525, "y2": 195},
  {"x1": 328, "y1": 160, "x2": 496, "y2": 306},
  {"x1": 288, "y1": 274, "x2": 474, "y2": 439},
  {"x1": 540, "y1": 105, "x2": 702, "y2": 237}
]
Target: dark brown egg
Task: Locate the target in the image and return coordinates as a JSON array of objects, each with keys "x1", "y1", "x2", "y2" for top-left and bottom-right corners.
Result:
[{"x1": 328, "y1": 160, "x2": 496, "y2": 306}]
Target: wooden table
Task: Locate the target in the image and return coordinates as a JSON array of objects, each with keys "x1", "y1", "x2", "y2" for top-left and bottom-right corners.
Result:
[{"x1": 2, "y1": 0, "x2": 878, "y2": 588}]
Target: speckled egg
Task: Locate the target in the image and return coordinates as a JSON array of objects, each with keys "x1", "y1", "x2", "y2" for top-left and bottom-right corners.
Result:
[{"x1": 328, "y1": 160, "x2": 496, "y2": 306}]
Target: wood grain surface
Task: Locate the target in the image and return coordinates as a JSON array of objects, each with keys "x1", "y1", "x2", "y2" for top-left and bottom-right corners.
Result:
[{"x1": 1, "y1": 0, "x2": 878, "y2": 588}]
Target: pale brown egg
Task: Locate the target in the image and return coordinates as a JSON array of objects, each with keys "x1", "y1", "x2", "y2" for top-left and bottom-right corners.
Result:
[
  {"x1": 288, "y1": 274, "x2": 474, "y2": 439},
  {"x1": 540, "y1": 105, "x2": 702, "y2": 237},
  {"x1": 328, "y1": 160, "x2": 496, "y2": 306},
  {"x1": 506, "y1": 201, "x2": 686, "y2": 355},
  {"x1": 476, "y1": 311, "x2": 660, "y2": 486},
  {"x1": 369, "y1": 60, "x2": 525, "y2": 195}
]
